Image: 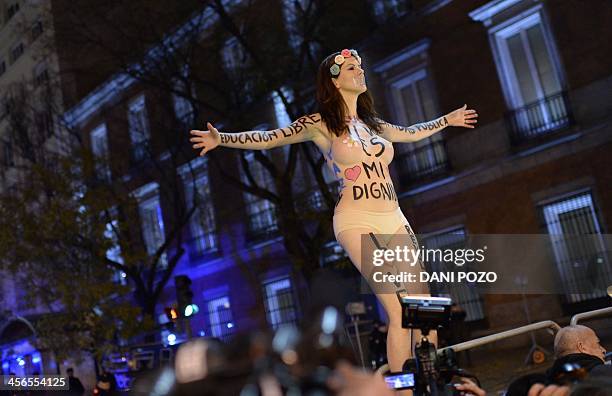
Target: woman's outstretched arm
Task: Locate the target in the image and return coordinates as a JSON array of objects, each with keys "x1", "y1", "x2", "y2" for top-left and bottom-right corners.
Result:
[
  {"x1": 377, "y1": 105, "x2": 478, "y2": 143},
  {"x1": 190, "y1": 114, "x2": 321, "y2": 156}
]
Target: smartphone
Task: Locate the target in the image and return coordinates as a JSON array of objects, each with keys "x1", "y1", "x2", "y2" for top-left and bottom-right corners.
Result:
[{"x1": 383, "y1": 371, "x2": 415, "y2": 390}]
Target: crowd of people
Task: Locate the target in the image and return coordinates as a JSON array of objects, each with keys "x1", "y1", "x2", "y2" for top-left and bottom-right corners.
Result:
[
  {"x1": 130, "y1": 321, "x2": 610, "y2": 396},
  {"x1": 2, "y1": 322, "x2": 608, "y2": 396}
]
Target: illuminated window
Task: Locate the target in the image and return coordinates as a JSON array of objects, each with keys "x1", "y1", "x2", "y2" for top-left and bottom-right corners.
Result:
[
  {"x1": 262, "y1": 277, "x2": 298, "y2": 329},
  {"x1": 91, "y1": 123, "x2": 111, "y2": 182},
  {"x1": 222, "y1": 37, "x2": 247, "y2": 73},
  {"x1": 179, "y1": 157, "x2": 217, "y2": 255},
  {"x1": 241, "y1": 149, "x2": 278, "y2": 240},
  {"x1": 172, "y1": 65, "x2": 195, "y2": 126},
  {"x1": 128, "y1": 95, "x2": 150, "y2": 163},
  {"x1": 207, "y1": 296, "x2": 234, "y2": 340},
  {"x1": 134, "y1": 183, "x2": 167, "y2": 269}
]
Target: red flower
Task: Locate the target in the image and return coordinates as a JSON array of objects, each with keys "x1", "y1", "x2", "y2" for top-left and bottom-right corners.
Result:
[{"x1": 341, "y1": 49, "x2": 351, "y2": 58}]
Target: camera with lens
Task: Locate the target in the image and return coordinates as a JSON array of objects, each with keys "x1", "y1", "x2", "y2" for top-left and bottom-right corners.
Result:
[{"x1": 383, "y1": 294, "x2": 480, "y2": 396}]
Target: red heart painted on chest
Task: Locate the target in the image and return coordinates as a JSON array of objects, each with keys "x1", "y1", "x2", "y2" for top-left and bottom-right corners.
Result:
[{"x1": 344, "y1": 165, "x2": 361, "y2": 181}]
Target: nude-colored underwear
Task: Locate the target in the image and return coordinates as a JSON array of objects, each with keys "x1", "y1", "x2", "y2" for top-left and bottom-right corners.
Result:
[{"x1": 333, "y1": 207, "x2": 412, "y2": 239}]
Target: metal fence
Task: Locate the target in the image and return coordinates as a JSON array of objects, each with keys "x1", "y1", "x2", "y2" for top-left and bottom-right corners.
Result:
[{"x1": 506, "y1": 91, "x2": 572, "y2": 144}]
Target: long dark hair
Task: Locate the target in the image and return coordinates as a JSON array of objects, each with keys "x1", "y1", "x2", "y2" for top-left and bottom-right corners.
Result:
[{"x1": 316, "y1": 51, "x2": 383, "y2": 137}]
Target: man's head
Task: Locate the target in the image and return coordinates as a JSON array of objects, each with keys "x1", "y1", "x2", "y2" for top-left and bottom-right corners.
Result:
[
  {"x1": 66, "y1": 368, "x2": 74, "y2": 377},
  {"x1": 554, "y1": 325, "x2": 606, "y2": 361}
]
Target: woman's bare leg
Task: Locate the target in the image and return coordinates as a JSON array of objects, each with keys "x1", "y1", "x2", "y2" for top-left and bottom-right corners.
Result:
[
  {"x1": 336, "y1": 222, "x2": 437, "y2": 395},
  {"x1": 336, "y1": 227, "x2": 415, "y2": 395},
  {"x1": 382, "y1": 222, "x2": 438, "y2": 351}
]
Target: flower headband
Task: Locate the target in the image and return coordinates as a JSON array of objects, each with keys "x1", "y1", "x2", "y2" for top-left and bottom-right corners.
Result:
[{"x1": 330, "y1": 48, "x2": 362, "y2": 76}]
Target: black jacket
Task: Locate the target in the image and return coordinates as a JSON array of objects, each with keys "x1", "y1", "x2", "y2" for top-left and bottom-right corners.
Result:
[
  {"x1": 546, "y1": 353, "x2": 608, "y2": 381},
  {"x1": 507, "y1": 353, "x2": 611, "y2": 395}
]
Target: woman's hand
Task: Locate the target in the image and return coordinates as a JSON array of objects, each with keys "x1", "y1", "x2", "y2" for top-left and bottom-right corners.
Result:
[
  {"x1": 190, "y1": 122, "x2": 221, "y2": 156},
  {"x1": 446, "y1": 104, "x2": 478, "y2": 129}
]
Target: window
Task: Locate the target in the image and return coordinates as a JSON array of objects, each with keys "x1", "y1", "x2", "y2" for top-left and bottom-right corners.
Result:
[
  {"x1": 33, "y1": 62, "x2": 48, "y2": 87},
  {"x1": 104, "y1": 218, "x2": 127, "y2": 285},
  {"x1": 470, "y1": 1, "x2": 569, "y2": 142},
  {"x1": 10, "y1": 42, "x2": 24, "y2": 64},
  {"x1": 31, "y1": 19, "x2": 43, "y2": 40},
  {"x1": 272, "y1": 87, "x2": 292, "y2": 128},
  {"x1": 374, "y1": 39, "x2": 449, "y2": 185},
  {"x1": 423, "y1": 227, "x2": 485, "y2": 321},
  {"x1": 372, "y1": 0, "x2": 410, "y2": 21},
  {"x1": 262, "y1": 277, "x2": 298, "y2": 329},
  {"x1": 300, "y1": 147, "x2": 344, "y2": 212},
  {"x1": 91, "y1": 124, "x2": 111, "y2": 182},
  {"x1": 134, "y1": 183, "x2": 167, "y2": 268},
  {"x1": 128, "y1": 95, "x2": 150, "y2": 163},
  {"x1": 179, "y1": 158, "x2": 217, "y2": 255},
  {"x1": 241, "y1": 150, "x2": 278, "y2": 240},
  {"x1": 222, "y1": 37, "x2": 248, "y2": 73},
  {"x1": 34, "y1": 111, "x2": 53, "y2": 138},
  {"x1": 2, "y1": 140, "x2": 14, "y2": 167},
  {"x1": 222, "y1": 37, "x2": 254, "y2": 103},
  {"x1": 540, "y1": 191, "x2": 610, "y2": 303},
  {"x1": 283, "y1": 0, "x2": 315, "y2": 50},
  {"x1": 207, "y1": 296, "x2": 235, "y2": 341},
  {"x1": 6, "y1": 2, "x2": 20, "y2": 21},
  {"x1": 172, "y1": 65, "x2": 195, "y2": 126},
  {"x1": 320, "y1": 240, "x2": 348, "y2": 266}
]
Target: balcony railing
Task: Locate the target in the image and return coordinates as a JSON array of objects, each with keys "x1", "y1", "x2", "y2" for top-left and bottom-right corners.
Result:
[
  {"x1": 395, "y1": 139, "x2": 450, "y2": 185},
  {"x1": 188, "y1": 231, "x2": 218, "y2": 259},
  {"x1": 505, "y1": 91, "x2": 573, "y2": 145}
]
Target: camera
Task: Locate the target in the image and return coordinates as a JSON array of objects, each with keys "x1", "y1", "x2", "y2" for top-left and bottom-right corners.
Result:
[
  {"x1": 384, "y1": 371, "x2": 416, "y2": 390},
  {"x1": 382, "y1": 294, "x2": 480, "y2": 396}
]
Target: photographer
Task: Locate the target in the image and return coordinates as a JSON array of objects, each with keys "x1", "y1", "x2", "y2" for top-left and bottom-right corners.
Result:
[
  {"x1": 507, "y1": 325, "x2": 610, "y2": 395},
  {"x1": 546, "y1": 325, "x2": 610, "y2": 379}
]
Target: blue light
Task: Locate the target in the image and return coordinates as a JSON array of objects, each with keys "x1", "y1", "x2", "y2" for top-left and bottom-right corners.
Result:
[
  {"x1": 226, "y1": 322, "x2": 234, "y2": 329},
  {"x1": 18, "y1": 359, "x2": 25, "y2": 367},
  {"x1": 167, "y1": 333, "x2": 177, "y2": 345},
  {"x1": 199, "y1": 330, "x2": 206, "y2": 337},
  {"x1": 32, "y1": 356, "x2": 41, "y2": 364}
]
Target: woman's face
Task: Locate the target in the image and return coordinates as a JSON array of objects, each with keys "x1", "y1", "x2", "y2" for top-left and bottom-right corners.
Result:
[{"x1": 332, "y1": 56, "x2": 366, "y2": 94}]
